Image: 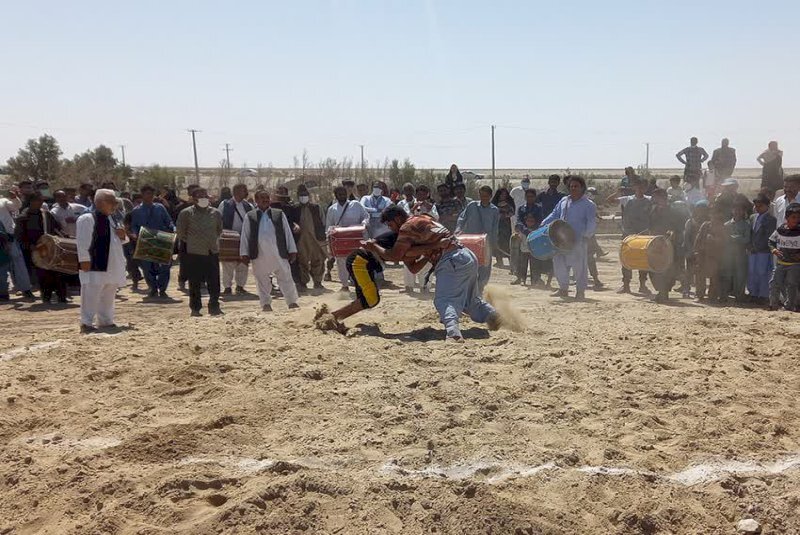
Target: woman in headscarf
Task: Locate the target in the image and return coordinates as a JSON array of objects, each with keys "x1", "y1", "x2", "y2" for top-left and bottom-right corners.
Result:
[{"x1": 444, "y1": 164, "x2": 463, "y2": 190}]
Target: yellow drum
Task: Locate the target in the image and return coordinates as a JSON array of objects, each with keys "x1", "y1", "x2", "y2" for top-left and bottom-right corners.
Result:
[{"x1": 619, "y1": 235, "x2": 674, "y2": 273}]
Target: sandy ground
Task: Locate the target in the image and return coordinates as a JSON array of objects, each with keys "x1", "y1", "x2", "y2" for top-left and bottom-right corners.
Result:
[{"x1": 1, "y1": 237, "x2": 799, "y2": 535}]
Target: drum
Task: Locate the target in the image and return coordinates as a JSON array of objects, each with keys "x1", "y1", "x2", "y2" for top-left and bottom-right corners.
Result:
[
  {"x1": 218, "y1": 230, "x2": 243, "y2": 263},
  {"x1": 133, "y1": 227, "x2": 176, "y2": 264},
  {"x1": 527, "y1": 220, "x2": 576, "y2": 260},
  {"x1": 328, "y1": 225, "x2": 366, "y2": 258},
  {"x1": 458, "y1": 234, "x2": 490, "y2": 266},
  {"x1": 32, "y1": 234, "x2": 79, "y2": 275},
  {"x1": 620, "y1": 235, "x2": 674, "y2": 273}
]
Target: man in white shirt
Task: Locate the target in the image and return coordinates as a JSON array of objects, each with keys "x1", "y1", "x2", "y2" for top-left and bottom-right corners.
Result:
[
  {"x1": 396, "y1": 183, "x2": 416, "y2": 214},
  {"x1": 219, "y1": 183, "x2": 253, "y2": 294},
  {"x1": 76, "y1": 189, "x2": 127, "y2": 333},
  {"x1": 508, "y1": 175, "x2": 532, "y2": 276},
  {"x1": 402, "y1": 184, "x2": 439, "y2": 293},
  {"x1": 360, "y1": 181, "x2": 392, "y2": 239},
  {"x1": 326, "y1": 186, "x2": 369, "y2": 291},
  {"x1": 509, "y1": 175, "x2": 530, "y2": 217},
  {"x1": 50, "y1": 190, "x2": 87, "y2": 238},
  {"x1": 772, "y1": 175, "x2": 799, "y2": 224},
  {"x1": 239, "y1": 190, "x2": 299, "y2": 312},
  {"x1": 0, "y1": 186, "x2": 34, "y2": 299}
]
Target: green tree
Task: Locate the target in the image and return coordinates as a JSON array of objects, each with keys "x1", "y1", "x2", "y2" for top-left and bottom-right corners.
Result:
[
  {"x1": 6, "y1": 134, "x2": 62, "y2": 183},
  {"x1": 400, "y1": 159, "x2": 416, "y2": 184},
  {"x1": 128, "y1": 165, "x2": 183, "y2": 192},
  {"x1": 60, "y1": 144, "x2": 129, "y2": 186},
  {"x1": 388, "y1": 159, "x2": 401, "y2": 186}
]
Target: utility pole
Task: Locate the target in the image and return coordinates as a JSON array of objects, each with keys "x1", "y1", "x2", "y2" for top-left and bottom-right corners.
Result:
[
  {"x1": 359, "y1": 144, "x2": 365, "y2": 179},
  {"x1": 223, "y1": 143, "x2": 233, "y2": 169},
  {"x1": 645, "y1": 142, "x2": 650, "y2": 175},
  {"x1": 491, "y1": 125, "x2": 496, "y2": 189},
  {"x1": 187, "y1": 129, "x2": 201, "y2": 183},
  {"x1": 118, "y1": 144, "x2": 127, "y2": 167}
]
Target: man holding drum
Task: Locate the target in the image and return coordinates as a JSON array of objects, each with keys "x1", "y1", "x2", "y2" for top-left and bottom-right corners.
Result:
[
  {"x1": 76, "y1": 189, "x2": 127, "y2": 332},
  {"x1": 540, "y1": 176, "x2": 598, "y2": 300},
  {"x1": 130, "y1": 185, "x2": 175, "y2": 298},
  {"x1": 219, "y1": 184, "x2": 253, "y2": 295},
  {"x1": 326, "y1": 186, "x2": 369, "y2": 292}
]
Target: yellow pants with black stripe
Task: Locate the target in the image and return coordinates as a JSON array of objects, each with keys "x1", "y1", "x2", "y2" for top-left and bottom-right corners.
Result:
[{"x1": 346, "y1": 251, "x2": 381, "y2": 308}]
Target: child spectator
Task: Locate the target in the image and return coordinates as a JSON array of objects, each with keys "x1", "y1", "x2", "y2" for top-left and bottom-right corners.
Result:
[
  {"x1": 513, "y1": 213, "x2": 541, "y2": 286},
  {"x1": 768, "y1": 202, "x2": 800, "y2": 311},
  {"x1": 667, "y1": 176, "x2": 685, "y2": 203},
  {"x1": 682, "y1": 200, "x2": 709, "y2": 298},
  {"x1": 720, "y1": 202, "x2": 752, "y2": 303},
  {"x1": 693, "y1": 204, "x2": 727, "y2": 301},
  {"x1": 747, "y1": 194, "x2": 777, "y2": 304}
]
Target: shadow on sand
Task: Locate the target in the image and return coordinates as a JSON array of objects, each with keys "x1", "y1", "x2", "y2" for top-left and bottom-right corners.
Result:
[{"x1": 353, "y1": 323, "x2": 490, "y2": 342}]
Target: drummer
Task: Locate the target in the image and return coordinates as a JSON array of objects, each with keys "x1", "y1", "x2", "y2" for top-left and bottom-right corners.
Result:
[
  {"x1": 647, "y1": 188, "x2": 686, "y2": 304},
  {"x1": 130, "y1": 184, "x2": 176, "y2": 299},
  {"x1": 325, "y1": 186, "x2": 369, "y2": 292},
  {"x1": 540, "y1": 175, "x2": 598, "y2": 300}
]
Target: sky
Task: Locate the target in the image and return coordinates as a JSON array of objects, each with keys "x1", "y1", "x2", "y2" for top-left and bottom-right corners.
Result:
[{"x1": 1, "y1": 0, "x2": 798, "y2": 171}]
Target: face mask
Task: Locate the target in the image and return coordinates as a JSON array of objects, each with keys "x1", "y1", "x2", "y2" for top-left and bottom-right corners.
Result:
[
  {"x1": 522, "y1": 182, "x2": 530, "y2": 190},
  {"x1": 196, "y1": 198, "x2": 210, "y2": 208},
  {"x1": 372, "y1": 188, "x2": 383, "y2": 197},
  {"x1": 299, "y1": 196, "x2": 309, "y2": 204},
  {"x1": 40, "y1": 189, "x2": 51, "y2": 197}
]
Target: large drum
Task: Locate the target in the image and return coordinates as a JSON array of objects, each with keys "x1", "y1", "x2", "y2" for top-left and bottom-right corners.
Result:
[
  {"x1": 328, "y1": 225, "x2": 366, "y2": 258},
  {"x1": 133, "y1": 227, "x2": 176, "y2": 264},
  {"x1": 527, "y1": 220, "x2": 576, "y2": 260},
  {"x1": 458, "y1": 234, "x2": 490, "y2": 266},
  {"x1": 218, "y1": 230, "x2": 243, "y2": 263},
  {"x1": 620, "y1": 235, "x2": 674, "y2": 273},
  {"x1": 32, "y1": 234, "x2": 79, "y2": 275}
]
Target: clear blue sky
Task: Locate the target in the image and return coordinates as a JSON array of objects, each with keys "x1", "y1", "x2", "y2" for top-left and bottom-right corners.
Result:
[{"x1": 1, "y1": 0, "x2": 798, "y2": 170}]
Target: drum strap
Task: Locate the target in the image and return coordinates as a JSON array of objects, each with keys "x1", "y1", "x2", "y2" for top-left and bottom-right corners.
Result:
[{"x1": 336, "y1": 201, "x2": 352, "y2": 226}]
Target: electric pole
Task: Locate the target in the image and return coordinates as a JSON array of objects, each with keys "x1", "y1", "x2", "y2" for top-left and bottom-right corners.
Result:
[
  {"x1": 359, "y1": 144, "x2": 365, "y2": 179},
  {"x1": 645, "y1": 142, "x2": 650, "y2": 176},
  {"x1": 187, "y1": 129, "x2": 201, "y2": 183},
  {"x1": 491, "y1": 125, "x2": 496, "y2": 189},
  {"x1": 223, "y1": 143, "x2": 233, "y2": 169},
  {"x1": 118, "y1": 144, "x2": 127, "y2": 167}
]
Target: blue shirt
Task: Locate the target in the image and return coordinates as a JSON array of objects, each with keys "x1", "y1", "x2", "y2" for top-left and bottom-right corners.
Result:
[
  {"x1": 537, "y1": 189, "x2": 565, "y2": 217},
  {"x1": 541, "y1": 195, "x2": 597, "y2": 240},
  {"x1": 456, "y1": 201, "x2": 500, "y2": 247},
  {"x1": 515, "y1": 203, "x2": 543, "y2": 232},
  {"x1": 130, "y1": 202, "x2": 175, "y2": 235}
]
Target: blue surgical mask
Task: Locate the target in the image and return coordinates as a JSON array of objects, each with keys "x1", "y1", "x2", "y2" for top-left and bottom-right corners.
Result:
[{"x1": 372, "y1": 188, "x2": 382, "y2": 197}]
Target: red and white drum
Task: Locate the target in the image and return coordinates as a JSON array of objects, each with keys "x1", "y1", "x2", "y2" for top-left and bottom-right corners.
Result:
[
  {"x1": 328, "y1": 225, "x2": 366, "y2": 258},
  {"x1": 458, "y1": 233, "x2": 490, "y2": 266}
]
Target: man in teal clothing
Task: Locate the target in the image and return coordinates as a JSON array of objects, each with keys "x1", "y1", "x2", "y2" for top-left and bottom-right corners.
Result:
[{"x1": 456, "y1": 185, "x2": 499, "y2": 292}]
